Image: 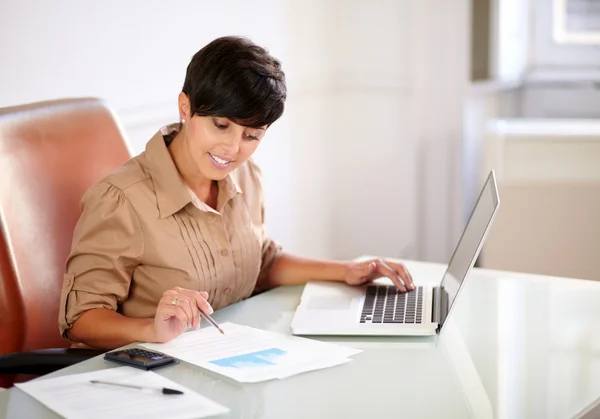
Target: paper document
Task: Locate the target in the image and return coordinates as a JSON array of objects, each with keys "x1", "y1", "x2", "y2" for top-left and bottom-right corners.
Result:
[
  {"x1": 15, "y1": 367, "x2": 229, "y2": 419},
  {"x1": 142, "y1": 323, "x2": 361, "y2": 383}
]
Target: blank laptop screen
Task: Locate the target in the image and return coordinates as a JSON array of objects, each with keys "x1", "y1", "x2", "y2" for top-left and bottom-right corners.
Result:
[{"x1": 440, "y1": 172, "x2": 499, "y2": 314}]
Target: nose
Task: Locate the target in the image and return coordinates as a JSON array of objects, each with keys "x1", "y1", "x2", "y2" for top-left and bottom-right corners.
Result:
[{"x1": 222, "y1": 131, "x2": 241, "y2": 156}]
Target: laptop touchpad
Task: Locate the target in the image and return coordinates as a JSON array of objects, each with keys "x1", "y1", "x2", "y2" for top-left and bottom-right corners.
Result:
[{"x1": 307, "y1": 296, "x2": 352, "y2": 310}]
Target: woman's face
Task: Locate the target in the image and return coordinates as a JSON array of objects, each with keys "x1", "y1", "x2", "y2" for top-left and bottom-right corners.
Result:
[{"x1": 180, "y1": 114, "x2": 266, "y2": 181}]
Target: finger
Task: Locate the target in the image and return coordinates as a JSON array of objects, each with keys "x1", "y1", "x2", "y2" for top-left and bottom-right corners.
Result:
[
  {"x1": 163, "y1": 289, "x2": 179, "y2": 297},
  {"x1": 356, "y1": 261, "x2": 377, "y2": 278},
  {"x1": 375, "y1": 259, "x2": 407, "y2": 292},
  {"x1": 387, "y1": 261, "x2": 415, "y2": 290},
  {"x1": 159, "y1": 294, "x2": 181, "y2": 308},
  {"x1": 194, "y1": 292, "x2": 214, "y2": 315},
  {"x1": 357, "y1": 275, "x2": 375, "y2": 285},
  {"x1": 173, "y1": 307, "x2": 189, "y2": 333},
  {"x1": 158, "y1": 305, "x2": 189, "y2": 334},
  {"x1": 160, "y1": 294, "x2": 192, "y2": 329},
  {"x1": 176, "y1": 295, "x2": 198, "y2": 329},
  {"x1": 176, "y1": 288, "x2": 214, "y2": 315},
  {"x1": 179, "y1": 294, "x2": 200, "y2": 329}
]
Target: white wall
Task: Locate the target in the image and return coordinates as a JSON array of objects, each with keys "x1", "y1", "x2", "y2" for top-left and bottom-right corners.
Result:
[
  {"x1": 1, "y1": 0, "x2": 471, "y2": 264},
  {"x1": 414, "y1": 0, "x2": 471, "y2": 261},
  {"x1": 285, "y1": 0, "x2": 472, "y2": 263},
  {"x1": 0, "y1": 0, "x2": 289, "y2": 136},
  {"x1": 277, "y1": 0, "x2": 335, "y2": 259},
  {"x1": 493, "y1": 0, "x2": 531, "y2": 81},
  {"x1": 325, "y1": 0, "x2": 419, "y2": 260},
  {"x1": 0, "y1": 0, "x2": 301, "y2": 254}
]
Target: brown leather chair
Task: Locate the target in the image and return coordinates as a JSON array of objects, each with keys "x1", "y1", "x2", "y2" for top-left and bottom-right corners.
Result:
[{"x1": 0, "y1": 98, "x2": 132, "y2": 387}]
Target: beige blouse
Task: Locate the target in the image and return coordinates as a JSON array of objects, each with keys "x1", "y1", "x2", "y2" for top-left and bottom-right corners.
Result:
[{"x1": 58, "y1": 124, "x2": 282, "y2": 340}]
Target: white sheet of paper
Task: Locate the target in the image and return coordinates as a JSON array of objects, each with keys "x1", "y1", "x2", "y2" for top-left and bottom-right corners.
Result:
[
  {"x1": 15, "y1": 367, "x2": 229, "y2": 419},
  {"x1": 142, "y1": 323, "x2": 361, "y2": 383}
]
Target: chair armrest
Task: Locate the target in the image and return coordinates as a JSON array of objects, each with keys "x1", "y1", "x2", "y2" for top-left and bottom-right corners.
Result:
[{"x1": 0, "y1": 348, "x2": 105, "y2": 375}]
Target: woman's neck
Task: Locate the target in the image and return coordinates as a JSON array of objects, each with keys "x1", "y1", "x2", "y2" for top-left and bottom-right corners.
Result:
[{"x1": 168, "y1": 130, "x2": 213, "y2": 201}]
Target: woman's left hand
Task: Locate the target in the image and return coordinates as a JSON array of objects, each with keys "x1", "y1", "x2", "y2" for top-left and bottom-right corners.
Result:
[{"x1": 343, "y1": 258, "x2": 415, "y2": 292}]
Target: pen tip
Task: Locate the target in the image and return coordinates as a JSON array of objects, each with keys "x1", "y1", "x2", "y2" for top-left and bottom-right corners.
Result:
[
  {"x1": 163, "y1": 388, "x2": 184, "y2": 395},
  {"x1": 218, "y1": 328, "x2": 225, "y2": 335}
]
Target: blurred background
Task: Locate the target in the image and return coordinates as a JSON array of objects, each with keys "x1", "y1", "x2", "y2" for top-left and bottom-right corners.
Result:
[{"x1": 1, "y1": 0, "x2": 599, "y2": 281}]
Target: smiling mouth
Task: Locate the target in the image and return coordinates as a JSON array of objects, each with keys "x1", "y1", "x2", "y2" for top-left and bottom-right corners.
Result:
[{"x1": 209, "y1": 153, "x2": 233, "y2": 166}]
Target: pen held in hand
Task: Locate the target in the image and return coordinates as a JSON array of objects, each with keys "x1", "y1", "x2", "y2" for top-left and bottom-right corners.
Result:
[
  {"x1": 199, "y1": 308, "x2": 225, "y2": 334},
  {"x1": 89, "y1": 380, "x2": 184, "y2": 395}
]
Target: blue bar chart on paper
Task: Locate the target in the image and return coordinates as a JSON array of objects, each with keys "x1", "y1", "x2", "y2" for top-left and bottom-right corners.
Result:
[
  {"x1": 210, "y1": 348, "x2": 287, "y2": 369},
  {"x1": 142, "y1": 323, "x2": 362, "y2": 382}
]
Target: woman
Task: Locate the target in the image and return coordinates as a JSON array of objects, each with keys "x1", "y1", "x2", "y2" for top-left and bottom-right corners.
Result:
[{"x1": 58, "y1": 36, "x2": 414, "y2": 350}]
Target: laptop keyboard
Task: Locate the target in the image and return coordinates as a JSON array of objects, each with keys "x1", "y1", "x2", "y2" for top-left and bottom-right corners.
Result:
[{"x1": 360, "y1": 285, "x2": 424, "y2": 324}]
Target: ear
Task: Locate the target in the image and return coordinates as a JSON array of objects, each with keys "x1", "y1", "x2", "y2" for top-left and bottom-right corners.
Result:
[{"x1": 178, "y1": 92, "x2": 191, "y2": 121}]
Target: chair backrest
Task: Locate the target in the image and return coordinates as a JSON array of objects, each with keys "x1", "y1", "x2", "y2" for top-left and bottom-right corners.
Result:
[{"x1": 0, "y1": 98, "x2": 132, "y2": 357}]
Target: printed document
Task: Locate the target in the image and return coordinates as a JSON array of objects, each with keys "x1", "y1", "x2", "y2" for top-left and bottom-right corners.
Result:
[
  {"x1": 142, "y1": 323, "x2": 361, "y2": 383},
  {"x1": 15, "y1": 367, "x2": 229, "y2": 419}
]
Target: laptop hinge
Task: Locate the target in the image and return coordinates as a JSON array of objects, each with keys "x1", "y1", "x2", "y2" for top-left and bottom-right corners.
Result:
[{"x1": 432, "y1": 287, "x2": 449, "y2": 332}]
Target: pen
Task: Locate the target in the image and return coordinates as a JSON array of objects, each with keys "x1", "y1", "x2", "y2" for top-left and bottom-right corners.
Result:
[
  {"x1": 90, "y1": 380, "x2": 184, "y2": 395},
  {"x1": 199, "y1": 308, "x2": 225, "y2": 335}
]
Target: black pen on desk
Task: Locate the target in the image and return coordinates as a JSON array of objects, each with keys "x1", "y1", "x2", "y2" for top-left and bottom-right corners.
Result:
[
  {"x1": 90, "y1": 380, "x2": 184, "y2": 395},
  {"x1": 199, "y1": 307, "x2": 225, "y2": 335}
]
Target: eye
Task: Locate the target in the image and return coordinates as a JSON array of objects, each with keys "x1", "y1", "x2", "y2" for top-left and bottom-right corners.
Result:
[
  {"x1": 245, "y1": 133, "x2": 260, "y2": 141},
  {"x1": 212, "y1": 119, "x2": 228, "y2": 130}
]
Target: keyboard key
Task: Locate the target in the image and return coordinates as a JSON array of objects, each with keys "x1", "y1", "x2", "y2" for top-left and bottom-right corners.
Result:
[{"x1": 360, "y1": 284, "x2": 429, "y2": 325}]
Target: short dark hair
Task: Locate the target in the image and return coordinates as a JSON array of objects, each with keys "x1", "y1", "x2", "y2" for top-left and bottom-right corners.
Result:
[{"x1": 182, "y1": 36, "x2": 286, "y2": 129}]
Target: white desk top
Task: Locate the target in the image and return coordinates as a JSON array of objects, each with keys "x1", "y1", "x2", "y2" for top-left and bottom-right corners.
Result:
[{"x1": 2, "y1": 260, "x2": 600, "y2": 419}]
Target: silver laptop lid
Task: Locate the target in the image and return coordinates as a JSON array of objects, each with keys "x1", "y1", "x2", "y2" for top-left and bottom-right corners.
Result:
[{"x1": 434, "y1": 170, "x2": 500, "y2": 331}]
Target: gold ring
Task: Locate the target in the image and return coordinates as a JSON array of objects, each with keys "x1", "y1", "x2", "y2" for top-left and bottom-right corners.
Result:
[{"x1": 171, "y1": 296, "x2": 179, "y2": 306}]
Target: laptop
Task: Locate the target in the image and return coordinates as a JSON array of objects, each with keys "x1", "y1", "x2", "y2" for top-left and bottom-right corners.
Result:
[{"x1": 291, "y1": 170, "x2": 499, "y2": 336}]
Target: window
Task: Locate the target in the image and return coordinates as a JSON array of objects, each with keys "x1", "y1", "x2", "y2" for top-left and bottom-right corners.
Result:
[{"x1": 554, "y1": 0, "x2": 600, "y2": 44}]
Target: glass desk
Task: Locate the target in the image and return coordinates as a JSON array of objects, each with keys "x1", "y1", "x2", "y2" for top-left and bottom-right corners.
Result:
[{"x1": 1, "y1": 260, "x2": 599, "y2": 419}]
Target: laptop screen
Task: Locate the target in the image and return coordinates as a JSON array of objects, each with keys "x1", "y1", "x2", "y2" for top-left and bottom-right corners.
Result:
[{"x1": 438, "y1": 171, "x2": 499, "y2": 324}]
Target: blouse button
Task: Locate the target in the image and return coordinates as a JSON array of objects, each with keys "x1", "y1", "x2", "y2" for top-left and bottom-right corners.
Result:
[
  {"x1": 220, "y1": 249, "x2": 229, "y2": 257},
  {"x1": 223, "y1": 288, "x2": 232, "y2": 295}
]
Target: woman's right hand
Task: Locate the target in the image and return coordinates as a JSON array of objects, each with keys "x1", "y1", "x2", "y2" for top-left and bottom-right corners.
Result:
[{"x1": 151, "y1": 287, "x2": 214, "y2": 343}]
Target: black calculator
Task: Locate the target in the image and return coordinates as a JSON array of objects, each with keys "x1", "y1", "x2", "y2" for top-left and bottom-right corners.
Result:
[{"x1": 104, "y1": 348, "x2": 179, "y2": 370}]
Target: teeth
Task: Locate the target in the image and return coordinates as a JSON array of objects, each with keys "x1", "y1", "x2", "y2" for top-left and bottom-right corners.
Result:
[{"x1": 211, "y1": 154, "x2": 230, "y2": 165}]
